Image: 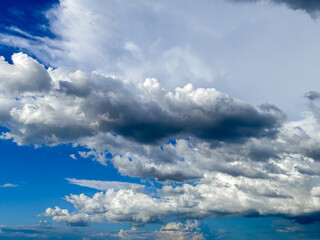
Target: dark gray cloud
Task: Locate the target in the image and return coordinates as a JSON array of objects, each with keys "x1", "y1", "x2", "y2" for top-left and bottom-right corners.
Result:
[
  {"x1": 274, "y1": 0, "x2": 320, "y2": 17},
  {"x1": 231, "y1": 0, "x2": 320, "y2": 17},
  {"x1": 104, "y1": 103, "x2": 281, "y2": 144},
  {"x1": 295, "y1": 166, "x2": 320, "y2": 176},
  {"x1": 3, "y1": 53, "x2": 320, "y2": 224},
  {"x1": 289, "y1": 212, "x2": 320, "y2": 224},
  {"x1": 304, "y1": 91, "x2": 320, "y2": 101},
  {"x1": 0, "y1": 54, "x2": 284, "y2": 146}
]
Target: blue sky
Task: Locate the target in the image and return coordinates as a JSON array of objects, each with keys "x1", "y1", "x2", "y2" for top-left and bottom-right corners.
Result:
[{"x1": 1, "y1": 0, "x2": 320, "y2": 239}]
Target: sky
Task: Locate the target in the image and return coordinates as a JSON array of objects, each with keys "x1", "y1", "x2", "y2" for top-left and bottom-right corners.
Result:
[{"x1": 1, "y1": 0, "x2": 320, "y2": 239}]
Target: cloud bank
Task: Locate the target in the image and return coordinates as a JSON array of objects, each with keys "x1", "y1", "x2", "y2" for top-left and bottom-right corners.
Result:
[
  {"x1": 0, "y1": 221, "x2": 207, "y2": 240},
  {"x1": 1, "y1": 53, "x2": 320, "y2": 226}
]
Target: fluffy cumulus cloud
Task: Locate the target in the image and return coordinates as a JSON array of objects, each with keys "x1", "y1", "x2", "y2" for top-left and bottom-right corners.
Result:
[
  {"x1": 44, "y1": 145, "x2": 320, "y2": 225},
  {"x1": 1, "y1": 53, "x2": 320, "y2": 226},
  {"x1": 0, "y1": 53, "x2": 282, "y2": 146},
  {"x1": 4, "y1": 0, "x2": 320, "y2": 117}
]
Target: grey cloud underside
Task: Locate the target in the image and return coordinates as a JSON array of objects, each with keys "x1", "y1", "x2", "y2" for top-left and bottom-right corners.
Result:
[
  {"x1": 44, "y1": 106, "x2": 320, "y2": 225},
  {"x1": 47, "y1": 112, "x2": 320, "y2": 224},
  {"x1": 232, "y1": 0, "x2": 320, "y2": 17},
  {"x1": 304, "y1": 91, "x2": 320, "y2": 101},
  {"x1": 0, "y1": 53, "x2": 283, "y2": 146}
]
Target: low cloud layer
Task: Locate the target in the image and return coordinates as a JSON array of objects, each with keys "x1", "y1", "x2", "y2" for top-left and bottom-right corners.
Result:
[
  {"x1": 0, "y1": 221, "x2": 207, "y2": 240},
  {"x1": 45, "y1": 116, "x2": 320, "y2": 225}
]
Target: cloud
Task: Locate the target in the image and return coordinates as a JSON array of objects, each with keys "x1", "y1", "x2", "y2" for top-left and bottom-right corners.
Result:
[
  {"x1": 0, "y1": 221, "x2": 209, "y2": 240},
  {"x1": 304, "y1": 91, "x2": 320, "y2": 101},
  {"x1": 0, "y1": 53, "x2": 51, "y2": 96},
  {"x1": 3, "y1": 0, "x2": 320, "y2": 125},
  {"x1": 43, "y1": 206, "x2": 104, "y2": 226},
  {"x1": 0, "y1": 53, "x2": 282, "y2": 147},
  {"x1": 231, "y1": 0, "x2": 320, "y2": 18},
  {"x1": 1, "y1": 52, "x2": 320, "y2": 225},
  {"x1": 0, "y1": 183, "x2": 18, "y2": 188},
  {"x1": 117, "y1": 221, "x2": 206, "y2": 240},
  {"x1": 66, "y1": 178, "x2": 144, "y2": 191},
  {"x1": 0, "y1": 223, "x2": 120, "y2": 240},
  {"x1": 43, "y1": 113, "x2": 320, "y2": 225},
  {"x1": 44, "y1": 148, "x2": 320, "y2": 225}
]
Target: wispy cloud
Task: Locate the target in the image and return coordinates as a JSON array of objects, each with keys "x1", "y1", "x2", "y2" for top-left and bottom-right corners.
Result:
[
  {"x1": 66, "y1": 178, "x2": 144, "y2": 191},
  {"x1": 0, "y1": 183, "x2": 18, "y2": 188}
]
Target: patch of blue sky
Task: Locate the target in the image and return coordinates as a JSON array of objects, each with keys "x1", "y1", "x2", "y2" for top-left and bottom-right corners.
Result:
[
  {"x1": 0, "y1": 0, "x2": 58, "y2": 38},
  {"x1": 0, "y1": 0, "x2": 59, "y2": 67},
  {"x1": 0, "y1": 139, "x2": 143, "y2": 226}
]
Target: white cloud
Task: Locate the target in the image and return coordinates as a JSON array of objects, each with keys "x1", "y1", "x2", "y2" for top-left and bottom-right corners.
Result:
[
  {"x1": 43, "y1": 206, "x2": 104, "y2": 226},
  {"x1": 0, "y1": 183, "x2": 18, "y2": 188},
  {"x1": 1, "y1": 53, "x2": 320, "y2": 225},
  {"x1": 0, "y1": 53, "x2": 51, "y2": 96},
  {"x1": 66, "y1": 178, "x2": 144, "y2": 191},
  {"x1": 44, "y1": 152, "x2": 320, "y2": 225},
  {"x1": 43, "y1": 114, "x2": 320, "y2": 225},
  {"x1": 117, "y1": 221, "x2": 205, "y2": 240},
  {"x1": 2, "y1": 0, "x2": 320, "y2": 120},
  {"x1": 0, "y1": 53, "x2": 281, "y2": 147}
]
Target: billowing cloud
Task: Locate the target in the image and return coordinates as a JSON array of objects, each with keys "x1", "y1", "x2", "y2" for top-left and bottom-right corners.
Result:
[
  {"x1": 1, "y1": 53, "x2": 320, "y2": 226},
  {"x1": 44, "y1": 114, "x2": 320, "y2": 225},
  {"x1": 0, "y1": 53, "x2": 282, "y2": 146},
  {"x1": 0, "y1": 54, "x2": 51, "y2": 96},
  {"x1": 44, "y1": 162, "x2": 320, "y2": 225},
  {"x1": 43, "y1": 206, "x2": 104, "y2": 226},
  {"x1": 4, "y1": 0, "x2": 320, "y2": 120}
]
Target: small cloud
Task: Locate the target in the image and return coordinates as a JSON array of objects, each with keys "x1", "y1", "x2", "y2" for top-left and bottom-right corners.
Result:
[
  {"x1": 70, "y1": 154, "x2": 77, "y2": 160},
  {"x1": 304, "y1": 91, "x2": 320, "y2": 101},
  {"x1": 276, "y1": 226, "x2": 300, "y2": 233},
  {"x1": 66, "y1": 178, "x2": 144, "y2": 191},
  {"x1": 38, "y1": 220, "x2": 50, "y2": 227},
  {"x1": 0, "y1": 183, "x2": 18, "y2": 188}
]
